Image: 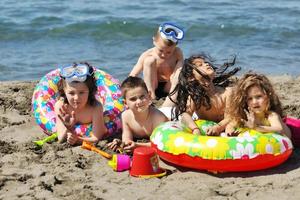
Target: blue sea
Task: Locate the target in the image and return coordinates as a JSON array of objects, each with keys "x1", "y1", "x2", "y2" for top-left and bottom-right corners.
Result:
[{"x1": 1, "y1": 0, "x2": 300, "y2": 81}]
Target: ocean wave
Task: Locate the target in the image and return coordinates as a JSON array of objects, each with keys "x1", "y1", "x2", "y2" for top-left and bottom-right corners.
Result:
[
  {"x1": 2, "y1": 18, "x2": 300, "y2": 42},
  {"x1": 186, "y1": 23, "x2": 260, "y2": 38},
  {"x1": 1, "y1": 0, "x2": 300, "y2": 80},
  {"x1": 30, "y1": 16, "x2": 65, "y2": 27},
  {"x1": 0, "y1": 19, "x2": 157, "y2": 41}
]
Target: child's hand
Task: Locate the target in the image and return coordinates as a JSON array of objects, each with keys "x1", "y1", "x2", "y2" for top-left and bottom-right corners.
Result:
[
  {"x1": 123, "y1": 141, "x2": 136, "y2": 153},
  {"x1": 67, "y1": 132, "x2": 79, "y2": 145},
  {"x1": 206, "y1": 125, "x2": 222, "y2": 136},
  {"x1": 225, "y1": 126, "x2": 240, "y2": 136},
  {"x1": 191, "y1": 128, "x2": 201, "y2": 135},
  {"x1": 107, "y1": 139, "x2": 122, "y2": 151},
  {"x1": 58, "y1": 104, "x2": 76, "y2": 130},
  {"x1": 243, "y1": 109, "x2": 256, "y2": 129}
]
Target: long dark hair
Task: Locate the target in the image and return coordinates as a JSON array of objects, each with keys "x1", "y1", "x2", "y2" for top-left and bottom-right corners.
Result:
[
  {"x1": 170, "y1": 53, "x2": 240, "y2": 120},
  {"x1": 58, "y1": 62, "x2": 98, "y2": 106}
]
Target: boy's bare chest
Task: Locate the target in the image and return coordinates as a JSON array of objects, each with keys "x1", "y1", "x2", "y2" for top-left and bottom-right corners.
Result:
[
  {"x1": 129, "y1": 118, "x2": 153, "y2": 138},
  {"x1": 156, "y1": 58, "x2": 177, "y2": 80},
  {"x1": 156, "y1": 57, "x2": 177, "y2": 69}
]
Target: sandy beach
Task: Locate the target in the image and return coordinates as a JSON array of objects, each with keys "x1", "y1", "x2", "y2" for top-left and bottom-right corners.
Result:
[{"x1": 1, "y1": 75, "x2": 300, "y2": 200}]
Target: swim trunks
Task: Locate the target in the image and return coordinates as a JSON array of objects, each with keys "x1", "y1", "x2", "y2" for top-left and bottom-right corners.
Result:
[{"x1": 155, "y1": 82, "x2": 169, "y2": 100}]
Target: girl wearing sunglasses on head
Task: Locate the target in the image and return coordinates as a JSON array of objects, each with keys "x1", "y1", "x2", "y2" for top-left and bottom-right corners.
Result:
[{"x1": 55, "y1": 62, "x2": 107, "y2": 145}]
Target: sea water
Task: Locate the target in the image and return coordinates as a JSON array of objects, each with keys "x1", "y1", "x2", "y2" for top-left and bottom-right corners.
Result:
[{"x1": 1, "y1": 0, "x2": 300, "y2": 81}]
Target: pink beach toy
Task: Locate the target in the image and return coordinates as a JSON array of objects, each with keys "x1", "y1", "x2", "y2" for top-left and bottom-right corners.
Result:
[
  {"x1": 284, "y1": 117, "x2": 300, "y2": 147},
  {"x1": 81, "y1": 141, "x2": 130, "y2": 171},
  {"x1": 108, "y1": 154, "x2": 131, "y2": 172}
]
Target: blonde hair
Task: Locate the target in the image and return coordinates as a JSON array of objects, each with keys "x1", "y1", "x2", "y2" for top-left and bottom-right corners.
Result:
[{"x1": 228, "y1": 72, "x2": 283, "y2": 126}]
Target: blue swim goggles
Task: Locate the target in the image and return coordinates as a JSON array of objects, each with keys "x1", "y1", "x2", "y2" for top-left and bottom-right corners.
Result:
[
  {"x1": 159, "y1": 22, "x2": 184, "y2": 43},
  {"x1": 60, "y1": 63, "x2": 93, "y2": 83}
]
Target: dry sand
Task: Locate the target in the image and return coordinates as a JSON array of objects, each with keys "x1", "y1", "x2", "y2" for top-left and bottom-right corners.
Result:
[{"x1": 1, "y1": 76, "x2": 300, "y2": 200}]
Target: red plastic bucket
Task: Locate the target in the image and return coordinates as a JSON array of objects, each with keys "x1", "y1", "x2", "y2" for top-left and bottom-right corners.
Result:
[{"x1": 130, "y1": 147, "x2": 166, "y2": 178}]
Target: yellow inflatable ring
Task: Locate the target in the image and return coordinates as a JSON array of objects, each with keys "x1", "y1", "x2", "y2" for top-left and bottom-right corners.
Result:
[{"x1": 150, "y1": 120, "x2": 293, "y2": 172}]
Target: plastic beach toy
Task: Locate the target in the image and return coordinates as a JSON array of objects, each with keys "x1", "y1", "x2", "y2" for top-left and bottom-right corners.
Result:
[
  {"x1": 151, "y1": 120, "x2": 293, "y2": 172},
  {"x1": 284, "y1": 117, "x2": 300, "y2": 147},
  {"x1": 81, "y1": 141, "x2": 131, "y2": 172},
  {"x1": 33, "y1": 133, "x2": 58, "y2": 147},
  {"x1": 81, "y1": 141, "x2": 112, "y2": 159},
  {"x1": 130, "y1": 146, "x2": 166, "y2": 178},
  {"x1": 32, "y1": 67, "x2": 124, "y2": 137},
  {"x1": 108, "y1": 154, "x2": 131, "y2": 172}
]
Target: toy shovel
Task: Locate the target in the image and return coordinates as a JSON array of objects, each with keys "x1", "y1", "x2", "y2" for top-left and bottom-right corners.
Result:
[
  {"x1": 33, "y1": 133, "x2": 58, "y2": 147},
  {"x1": 81, "y1": 141, "x2": 131, "y2": 171},
  {"x1": 81, "y1": 141, "x2": 113, "y2": 159}
]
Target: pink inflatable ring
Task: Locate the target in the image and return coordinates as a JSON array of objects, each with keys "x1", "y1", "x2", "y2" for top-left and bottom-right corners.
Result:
[{"x1": 32, "y1": 67, "x2": 124, "y2": 137}]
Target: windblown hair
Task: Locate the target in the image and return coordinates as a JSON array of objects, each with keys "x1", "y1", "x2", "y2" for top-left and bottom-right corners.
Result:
[
  {"x1": 121, "y1": 76, "x2": 148, "y2": 98},
  {"x1": 171, "y1": 53, "x2": 240, "y2": 120},
  {"x1": 228, "y1": 72, "x2": 283, "y2": 126},
  {"x1": 58, "y1": 62, "x2": 98, "y2": 106}
]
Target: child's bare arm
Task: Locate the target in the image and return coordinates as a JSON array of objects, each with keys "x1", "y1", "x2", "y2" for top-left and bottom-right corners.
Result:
[
  {"x1": 143, "y1": 56, "x2": 157, "y2": 99},
  {"x1": 89, "y1": 105, "x2": 107, "y2": 142},
  {"x1": 182, "y1": 113, "x2": 200, "y2": 134},
  {"x1": 121, "y1": 111, "x2": 134, "y2": 143},
  {"x1": 174, "y1": 48, "x2": 184, "y2": 71},
  {"x1": 221, "y1": 88, "x2": 240, "y2": 136},
  {"x1": 255, "y1": 112, "x2": 291, "y2": 138},
  {"x1": 121, "y1": 111, "x2": 138, "y2": 152},
  {"x1": 168, "y1": 48, "x2": 183, "y2": 92},
  {"x1": 129, "y1": 52, "x2": 146, "y2": 77},
  {"x1": 181, "y1": 97, "x2": 201, "y2": 134},
  {"x1": 208, "y1": 87, "x2": 233, "y2": 135},
  {"x1": 54, "y1": 100, "x2": 72, "y2": 142}
]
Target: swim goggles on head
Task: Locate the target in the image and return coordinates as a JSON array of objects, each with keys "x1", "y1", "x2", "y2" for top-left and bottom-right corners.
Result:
[
  {"x1": 159, "y1": 22, "x2": 184, "y2": 43},
  {"x1": 60, "y1": 63, "x2": 93, "y2": 83}
]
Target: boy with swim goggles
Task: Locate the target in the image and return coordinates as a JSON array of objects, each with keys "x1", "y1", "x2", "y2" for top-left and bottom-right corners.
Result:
[
  {"x1": 60, "y1": 63, "x2": 94, "y2": 83},
  {"x1": 129, "y1": 22, "x2": 185, "y2": 101},
  {"x1": 159, "y1": 22, "x2": 184, "y2": 43}
]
